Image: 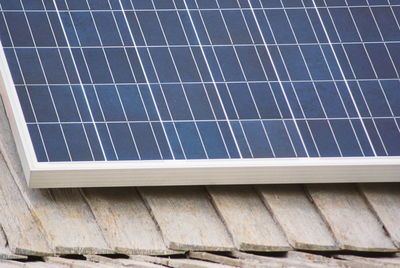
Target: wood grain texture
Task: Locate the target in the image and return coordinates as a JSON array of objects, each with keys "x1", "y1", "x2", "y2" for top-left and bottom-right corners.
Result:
[
  {"x1": 138, "y1": 187, "x2": 234, "y2": 251},
  {"x1": 307, "y1": 184, "x2": 396, "y2": 251},
  {"x1": 230, "y1": 251, "x2": 327, "y2": 268},
  {"x1": 257, "y1": 185, "x2": 338, "y2": 250},
  {"x1": 335, "y1": 255, "x2": 397, "y2": 268},
  {"x1": 45, "y1": 257, "x2": 115, "y2": 268},
  {"x1": 130, "y1": 255, "x2": 234, "y2": 268},
  {"x1": 207, "y1": 186, "x2": 290, "y2": 251},
  {"x1": 0, "y1": 100, "x2": 111, "y2": 255},
  {"x1": 83, "y1": 188, "x2": 175, "y2": 255},
  {"x1": 0, "y1": 153, "x2": 51, "y2": 255},
  {"x1": 86, "y1": 255, "x2": 167, "y2": 268},
  {"x1": 188, "y1": 251, "x2": 273, "y2": 268},
  {"x1": 359, "y1": 183, "x2": 400, "y2": 248},
  {"x1": 0, "y1": 227, "x2": 27, "y2": 260}
]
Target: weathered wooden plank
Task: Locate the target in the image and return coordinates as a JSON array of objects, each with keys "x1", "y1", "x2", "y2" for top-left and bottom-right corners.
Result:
[
  {"x1": 359, "y1": 183, "x2": 400, "y2": 248},
  {"x1": 188, "y1": 251, "x2": 273, "y2": 268},
  {"x1": 85, "y1": 255, "x2": 166, "y2": 268},
  {"x1": 0, "y1": 153, "x2": 51, "y2": 255},
  {"x1": 286, "y1": 251, "x2": 366, "y2": 268},
  {"x1": 207, "y1": 186, "x2": 290, "y2": 251},
  {"x1": 0, "y1": 227, "x2": 27, "y2": 260},
  {"x1": 307, "y1": 184, "x2": 396, "y2": 251},
  {"x1": 257, "y1": 185, "x2": 338, "y2": 250},
  {"x1": 138, "y1": 187, "x2": 234, "y2": 251},
  {"x1": 130, "y1": 255, "x2": 234, "y2": 268},
  {"x1": 25, "y1": 261, "x2": 68, "y2": 268},
  {"x1": 335, "y1": 255, "x2": 398, "y2": 268},
  {"x1": 44, "y1": 257, "x2": 116, "y2": 268},
  {"x1": 0, "y1": 259, "x2": 24, "y2": 267},
  {"x1": 230, "y1": 251, "x2": 327, "y2": 268},
  {"x1": 83, "y1": 188, "x2": 176, "y2": 255},
  {"x1": 0, "y1": 100, "x2": 111, "y2": 255}
]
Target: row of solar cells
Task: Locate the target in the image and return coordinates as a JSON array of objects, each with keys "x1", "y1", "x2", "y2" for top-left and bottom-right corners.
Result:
[
  {"x1": 4, "y1": 44, "x2": 400, "y2": 85},
  {"x1": 15, "y1": 81, "x2": 400, "y2": 123},
  {"x1": 28, "y1": 116, "x2": 400, "y2": 162},
  {"x1": 1, "y1": 0, "x2": 399, "y2": 10}
]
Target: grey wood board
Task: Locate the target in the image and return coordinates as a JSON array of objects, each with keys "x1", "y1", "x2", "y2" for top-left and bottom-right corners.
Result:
[
  {"x1": 188, "y1": 251, "x2": 275, "y2": 268},
  {"x1": 0, "y1": 227, "x2": 27, "y2": 260},
  {"x1": 207, "y1": 186, "x2": 290, "y2": 251},
  {"x1": 286, "y1": 251, "x2": 366, "y2": 268},
  {"x1": 82, "y1": 188, "x2": 176, "y2": 255},
  {"x1": 0, "y1": 99, "x2": 111, "y2": 255},
  {"x1": 130, "y1": 255, "x2": 234, "y2": 268},
  {"x1": 257, "y1": 185, "x2": 338, "y2": 250},
  {"x1": 85, "y1": 255, "x2": 167, "y2": 268},
  {"x1": 359, "y1": 183, "x2": 400, "y2": 248},
  {"x1": 307, "y1": 184, "x2": 396, "y2": 252},
  {"x1": 230, "y1": 251, "x2": 328, "y2": 268},
  {"x1": 44, "y1": 257, "x2": 117, "y2": 268},
  {"x1": 0, "y1": 259, "x2": 25, "y2": 267},
  {"x1": 138, "y1": 187, "x2": 234, "y2": 251},
  {"x1": 335, "y1": 255, "x2": 399, "y2": 268},
  {"x1": 0, "y1": 152, "x2": 51, "y2": 255}
]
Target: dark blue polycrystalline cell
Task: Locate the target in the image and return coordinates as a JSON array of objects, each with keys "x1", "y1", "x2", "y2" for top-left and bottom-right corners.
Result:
[
  {"x1": 70, "y1": 12, "x2": 101, "y2": 46},
  {"x1": 136, "y1": 11, "x2": 166, "y2": 45},
  {"x1": 286, "y1": 9, "x2": 318, "y2": 43},
  {"x1": 328, "y1": 8, "x2": 361, "y2": 42},
  {"x1": 82, "y1": 48, "x2": 114, "y2": 83},
  {"x1": 375, "y1": 119, "x2": 400, "y2": 156},
  {"x1": 201, "y1": 10, "x2": 231, "y2": 45},
  {"x1": 184, "y1": 84, "x2": 215, "y2": 120},
  {"x1": 117, "y1": 85, "x2": 148, "y2": 121},
  {"x1": 228, "y1": 83, "x2": 259, "y2": 119},
  {"x1": 108, "y1": 123, "x2": 140, "y2": 160},
  {"x1": 351, "y1": 7, "x2": 382, "y2": 42},
  {"x1": 170, "y1": 47, "x2": 201, "y2": 82},
  {"x1": 214, "y1": 46, "x2": 246, "y2": 81},
  {"x1": 28, "y1": 86, "x2": 58, "y2": 122},
  {"x1": 162, "y1": 84, "x2": 193, "y2": 120},
  {"x1": 285, "y1": 120, "x2": 307, "y2": 157},
  {"x1": 62, "y1": 124, "x2": 94, "y2": 161},
  {"x1": 28, "y1": 124, "x2": 48, "y2": 162},
  {"x1": 157, "y1": 11, "x2": 188, "y2": 45},
  {"x1": 249, "y1": 83, "x2": 281, "y2": 119},
  {"x1": 235, "y1": 46, "x2": 267, "y2": 81},
  {"x1": 241, "y1": 120, "x2": 274, "y2": 158},
  {"x1": 105, "y1": 48, "x2": 136, "y2": 83},
  {"x1": 314, "y1": 82, "x2": 347, "y2": 118},
  {"x1": 363, "y1": 119, "x2": 387, "y2": 156},
  {"x1": 279, "y1": 45, "x2": 310, "y2": 81},
  {"x1": 264, "y1": 9, "x2": 296, "y2": 44},
  {"x1": 222, "y1": 10, "x2": 253, "y2": 44},
  {"x1": 263, "y1": 120, "x2": 296, "y2": 157},
  {"x1": 151, "y1": 122, "x2": 173, "y2": 160},
  {"x1": 197, "y1": 121, "x2": 229, "y2": 159},
  {"x1": 130, "y1": 123, "x2": 162, "y2": 160},
  {"x1": 372, "y1": 7, "x2": 400, "y2": 41},
  {"x1": 381, "y1": 80, "x2": 400, "y2": 116},
  {"x1": 38, "y1": 48, "x2": 69, "y2": 84},
  {"x1": 359, "y1": 81, "x2": 393, "y2": 117},
  {"x1": 344, "y1": 44, "x2": 376, "y2": 79},
  {"x1": 293, "y1": 82, "x2": 325, "y2": 118},
  {"x1": 330, "y1": 120, "x2": 363, "y2": 157},
  {"x1": 50, "y1": 86, "x2": 81, "y2": 122},
  {"x1": 92, "y1": 12, "x2": 123, "y2": 46},
  {"x1": 83, "y1": 124, "x2": 105, "y2": 161},
  {"x1": 40, "y1": 124, "x2": 71, "y2": 161},
  {"x1": 95, "y1": 86, "x2": 127, "y2": 122},
  {"x1": 26, "y1": 12, "x2": 56, "y2": 46},
  {"x1": 218, "y1": 121, "x2": 240, "y2": 158},
  {"x1": 16, "y1": 86, "x2": 35, "y2": 123},
  {"x1": 297, "y1": 120, "x2": 319, "y2": 157},
  {"x1": 230, "y1": 121, "x2": 252, "y2": 158},
  {"x1": 149, "y1": 47, "x2": 180, "y2": 82},
  {"x1": 308, "y1": 120, "x2": 341, "y2": 157},
  {"x1": 365, "y1": 43, "x2": 398, "y2": 79},
  {"x1": 175, "y1": 122, "x2": 207, "y2": 159},
  {"x1": 3, "y1": 12, "x2": 34, "y2": 46},
  {"x1": 300, "y1": 45, "x2": 332, "y2": 80}
]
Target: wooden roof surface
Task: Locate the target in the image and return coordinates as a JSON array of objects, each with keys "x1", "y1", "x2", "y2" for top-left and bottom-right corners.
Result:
[{"x1": 0, "y1": 98, "x2": 399, "y2": 267}]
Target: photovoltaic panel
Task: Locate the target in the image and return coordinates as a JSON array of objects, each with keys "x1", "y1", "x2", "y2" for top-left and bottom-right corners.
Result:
[{"x1": 0, "y1": 0, "x2": 399, "y2": 187}]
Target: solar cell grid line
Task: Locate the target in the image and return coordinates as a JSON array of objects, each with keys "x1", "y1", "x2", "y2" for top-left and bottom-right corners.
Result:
[
  {"x1": 311, "y1": 0, "x2": 380, "y2": 156},
  {"x1": 157, "y1": 0, "x2": 234, "y2": 159},
  {"x1": 208, "y1": 0, "x2": 277, "y2": 158},
  {"x1": 140, "y1": 0, "x2": 211, "y2": 160},
  {"x1": 127, "y1": 2, "x2": 196, "y2": 160},
  {"x1": 318, "y1": 0, "x2": 392, "y2": 156},
  {"x1": 234, "y1": 0, "x2": 300, "y2": 157},
  {"x1": 17, "y1": 0, "x2": 75, "y2": 162},
  {"x1": 189, "y1": 0, "x2": 262, "y2": 158},
  {"x1": 277, "y1": 0, "x2": 345, "y2": 157},
  {"x1": 34, "y1": 0, "x2": 98, "y2": 162},
  {"x1": 56, "y1": 0, "x2": 121, "y2": 161},
  {"x1": 0, "y1": 1, "x2": 52, "y2": 162},
  {"x1": 250, "y1": 0, "x2": 320, "y2": 157},
  {"x1": 298, "y1": 0, "x2": 366, "y2": 157},
  {"x1": 51, "y1": 0, "x2": 110, "y2": 162},
  {"x1": 80, "y1": 0, "x2": 142, "y2": 161}
]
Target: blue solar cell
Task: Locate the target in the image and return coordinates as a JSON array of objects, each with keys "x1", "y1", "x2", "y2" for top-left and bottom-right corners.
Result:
[{"x1": 1, "y1": 0, "x2": 400, "y2": 167}]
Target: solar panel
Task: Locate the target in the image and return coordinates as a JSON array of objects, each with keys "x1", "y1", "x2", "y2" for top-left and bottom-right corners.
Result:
[{"x1": 0, "y1": 0, "x2": 399, "y2": 187}]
